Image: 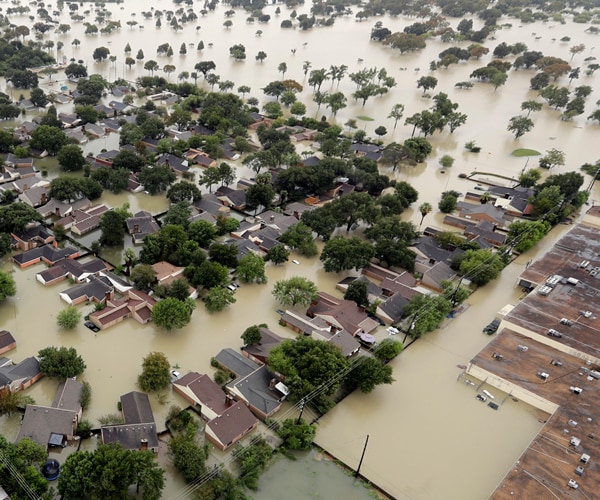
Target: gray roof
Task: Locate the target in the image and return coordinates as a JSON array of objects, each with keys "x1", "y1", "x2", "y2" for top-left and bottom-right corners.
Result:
[
  {"x1": 52, "y1": 378, "x2": 83, "y2": 412},
  {"x1": 215, "y1": 348, "x2": 260, "y2": 378},
  {"x1": 60, "y1": 275, "x2": 113, "y2": 302},
  {"x1": 413, "y1": 236, "x2": 459, "y2": 265},
  {"x1": 378, "y1": 294, "x2": 410, "y2": 323},
  {"x1": 228, "y1": 365, "x2": 281, "y2": 416},
  {"x1": 16, "y1": 405, "x2": 78, "y2": 447},
  {"x1": 120, "y1": 391, "x2": 155, "y2": 424},
  {"x1": 0, "y1": 356, "x2": 41, "y2": 387},
  {"x1": 101, "y1": 423, "x2": 158, "y2": 450}
]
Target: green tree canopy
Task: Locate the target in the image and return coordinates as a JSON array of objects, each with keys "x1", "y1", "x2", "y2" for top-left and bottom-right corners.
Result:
[
  {"x1": 345, "y1": 357, "x2": 394, "y2": 393},
  {"x1": 277, "y1": 418, "x2": 316, "y2": 450},
  {"x1": 38, "y1": 346, "x2": 86, "y2": 378},
  {"x1": 237, "y1": 253, "x2": 267, "y2": 284},
  {"x1": 272, "y1": 276, "x2": 318, "y2": 307},
  {"x1": 56, "y1": 305, "x2": 82, "y2": 329},
  {"x1": 0, "y1": 271, "x2": 16, "y2": 301},
  {"x1": 58, "y1": 444, "x2": 164, "y2": 499},
  {"x1": 457, "y1": 249, "x2": 505, "y2": 286},
  {"x1": 268, "y1": 337, "x2": 348, "y2": 402},
  {"x1": 152, "y1": 298, "x2": 194, "y2": 331},
  {"x1": 320, "y1": 236, "x2": 375, "y2": 273},
  {"x1": 203, "y1": 287, "x2": 236, "y2": 312},
  {"x1": 138, "y1": 351, "x2": 171, "y2": 392}
]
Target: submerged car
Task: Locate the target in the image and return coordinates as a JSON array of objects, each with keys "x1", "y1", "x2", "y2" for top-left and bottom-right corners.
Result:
[
  {"x1": 84, "y1": 321, "x2": 100, "y2": 333},
  {"x1": 483, "y1": 319, "x2": 501, "y2": 335}
]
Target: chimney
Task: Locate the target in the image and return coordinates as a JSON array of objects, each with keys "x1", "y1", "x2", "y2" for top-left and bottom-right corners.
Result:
[
  {"x1": 225, "y1": 394, "x2": 234, "y2": 407},
  {"x1": 40, "y1": 192, "x2": 47, "y2": 204},
  {"x1": 133, "y1": 224, "x2": 139, "y2": 234},
  {"x1": 104, "y1": 290, "x2": 111, "y2": 304},
  {"x1": 140, "y1": 438, "x2": 148, "y2": 451},
  {"x1": 269, "y1": 378, "x2": 276, "y2": 390}
]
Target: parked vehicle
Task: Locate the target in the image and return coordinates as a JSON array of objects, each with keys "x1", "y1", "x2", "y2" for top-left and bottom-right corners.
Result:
[
  {"x1": 84, "y1": 321, "x2": 100, "y2": 333},
  {"x1": 483, "y1": 319, "x2": 500, "y2": 335}
]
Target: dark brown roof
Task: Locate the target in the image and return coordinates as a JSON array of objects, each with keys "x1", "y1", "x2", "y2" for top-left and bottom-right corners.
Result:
[
  {"x1": 120, "y1": 391, "x2": 155, "y2": 424},
  {"x1": 206, "y1": 402, "x2": 257, "y2": 447},
  {"x1": 0, "y1": 330, "x2": 16, "y2": 350}
]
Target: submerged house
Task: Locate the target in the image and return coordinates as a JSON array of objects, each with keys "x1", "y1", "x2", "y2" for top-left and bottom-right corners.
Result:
[
  {"x1": 88, "y1": 289, "x2": 156, "y2": 330},
  {"x1": 101, "y1": 391, "x2": 158, "y2": 452},
  {"x1": 173, "y1": 372, "x2": 259, "y2": 451},
  {"x1": 16, "y1": 378, "x2": 83, "y2": 449}
]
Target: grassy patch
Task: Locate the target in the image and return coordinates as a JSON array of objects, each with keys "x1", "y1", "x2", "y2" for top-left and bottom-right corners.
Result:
[
  {"x1": 356, "y1": 115, "x2": 374, "y2": 121},
  {"x1": 511, "y1": 148, "x2": 540, "y2": 157}
]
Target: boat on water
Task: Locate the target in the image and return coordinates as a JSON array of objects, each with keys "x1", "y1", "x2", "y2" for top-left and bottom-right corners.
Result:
[{"x1": 482, "y1": 389, "x2": 495, "y2": 399}]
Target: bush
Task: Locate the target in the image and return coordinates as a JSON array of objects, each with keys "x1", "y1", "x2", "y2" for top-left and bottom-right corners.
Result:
[
  {"x1": 56, "y1": 306, "x2": 82, "y2": 329},
  {"x1": 79, "y1": 381, "x2": 91, "y2": 410},
  {"x1": 76, "y1": 419, "x2": 93, "y2": 439}
]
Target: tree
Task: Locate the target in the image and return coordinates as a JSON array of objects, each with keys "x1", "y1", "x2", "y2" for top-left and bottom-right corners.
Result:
[
  {"x1": 0, "y1": 436, "x2": 49, "y2": 498},
  {"x1": 59, "y1": 444, "x2": 164, "y2": 499},
  {"x1": 38, "y1": 346, "x2": 86, "y2": 379},
  {"x1": 506, "y1": 220, "x2": 550, "y2": 253},
  {"x1": 320, "y1": 236, "x2": 375, "y2": 273},
  {"x1": 439, "y1": 192, "x2": 458, "y2": 213},
  {"x1": 187, "y1": 220, "x2": 217, "y2": 248},
  {"x1": 403, "y1": 137, "x2": 432, "y2": 162},
  {"x1": 138, "y1": 352, "x2": 170, "y2": 391},
  {"x1": 92, "y1": 46, "x2": 110, "y2": 62},
  {"x1": 29, "y1": 88, "x2": 48, "y2": 108},
  {"x1": 165, "y1": 182, "x2": 200, "y2": 205},
  {"x1": 384, "y1": 32, "x2": 426, "y2": 54},
  {"x1": 439, "y1": 155, "x2": 455, "y2": 169},
  {"x1": 209, "y1": 243, "x2": 239, "y2": 268},
  {"x1": 152, "y1": 298, "x2": 194, "y2": 331},
  {"x1": 56, "y1": 306, "x2": 82, "y2": 329},
  {"x1": 458, "y1": 249, "x2": 504, "y2": 286},
  {"x1": 268, "y1": 337, "x2": 348, "y2": 403},
  {"x1": 131, "y1": 264, "x2": 156, "y2": 291},
  {"x1": 30, "y1": 125, "x2": 68, "y2": 155},
  {"x1": 344, "y1": 280, "x2": 369, "y2": 308},
  {"x1": 144, "y1": 60, "x2": 159, "y2": 75},
  {"x1": 521, "y1": 100, "x2": 543, "y2": 116},
  {"x1": 277, "y1": 419, "x2": 316, "y2": 450},
  {"x1": 373, "y1": 338, "x2": 403, "y2": 363},
  {"x1": 237, "y1": 253, "x2": 267, "y2": 284},
  {"x1": 245, "y1": 174, "x2": 276, "y2": 213},
  {"x1": 57, "y1": 144, "x2": 87, "y2": 172},
  {"x1": 418, "y1": 202, "x2": 432, "y2": 228},
  {"x1": 188, "y1": 260, "x2": 229, "y2": 289},
  {"x1": 138, "y1": 165, "x2": 176, "y2": 195},
  {"x1": 266, "y1": 244, "x2": 289, "y2": 265},
  {"x1": 255, "y1": 51, "x2": 267, "y2": 63},
  {"x1": 99, "y1": 211, "x2": 125, "y2": 247},
  {"x1": 272, "y1": 277, "x2": 318, "y2": 307},
  {"x1": 279, "y1": 222, "x2": 318, "y2": 257},
  {"x1": 241, "y1": 324, "x2": 264, "y2": 346},
  {"x1": 204, "y1": 287, "x2": 236, "y2": 312},
  {"x1": 346, "y1": 357, "x2": 394, "y2": 393},
  {"x1": 388, "y1": 103, "x2": 405, "y2": 130},
  {"x1": 417, "y1": 76, "x2": 438, "y2": 93},
  {"x1": 168, "y1": 435, "x2": 207, "y2": 482},
  {"x1": 0, "y1": 203, "x2": 42, "y2": 234},
  {"x1": 518, "y1": 169, "x2": 542, "y2": 188},
  {"x1": 539, "y1": 148, "x2": 566, "y2": 169},
  {"x1": 402, "y1": 294, "x2": 452, "y2": 341},
  {"x1": 507, "y1": 116, "x2": 534, "y2": 139},
  {"x1": 0, "y1": 269, "x2": 16, "y2": 304}
]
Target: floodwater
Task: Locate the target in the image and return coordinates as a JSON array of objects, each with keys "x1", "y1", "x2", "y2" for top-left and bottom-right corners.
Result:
[{"x1": 1, "y1": 2, "x2": 599, "y2": 498}]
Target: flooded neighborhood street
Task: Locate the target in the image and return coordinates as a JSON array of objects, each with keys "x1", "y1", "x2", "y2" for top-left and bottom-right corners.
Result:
[{"x1": 0, "y1": 0, "x2": 599, "y2": 497}]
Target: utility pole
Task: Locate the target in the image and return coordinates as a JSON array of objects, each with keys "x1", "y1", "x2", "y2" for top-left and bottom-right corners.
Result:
[
  {"x1": 296, "y1": 399, "x2": 305, "y2": 425},
  {"x1": 355, "y1": 434, "x2": 369, "y2": 478}
]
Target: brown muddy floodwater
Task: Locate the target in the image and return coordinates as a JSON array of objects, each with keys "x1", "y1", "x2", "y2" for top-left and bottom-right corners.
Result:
[{"x1": 1, "y1": 1, "x2": 599, "y2": 497}]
